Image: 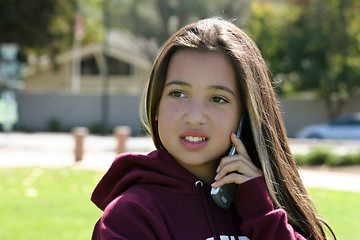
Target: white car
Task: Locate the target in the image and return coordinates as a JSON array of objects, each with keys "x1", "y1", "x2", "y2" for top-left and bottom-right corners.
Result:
[{"x1": 296, "y1": 112, "x2": 360, "y2": 140}]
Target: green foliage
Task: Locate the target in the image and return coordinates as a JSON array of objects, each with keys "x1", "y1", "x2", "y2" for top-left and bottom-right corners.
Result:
[
  {"x1": 0, "y1": 0, "x2": 60, "y2": 49},
  {"x1": 296, "y1": 147, "x2": 331, "y2": 165},
  {"x1": 0, "y1": 0, "x2": 103, "y2": 56},
  {"x1": 47, "y1": 118, "x2": 62, "y2": 132},
  {"x1": 106, "y1": 0, "x2": 251, "y2": 45},
  {"x1": 295, "y1": 147, "x2": 360, "y2": 166},
  {"x1": 339, "y1": 154, "x2": 360, "y2": 166},
  {"x1": 0, "y1": 0, "x2": 75, "y2": 55},
  {"x1": 79, "y1": 0, "x2": 103, "y2": 44},
  {"x1": 246, "y1": 0, "x2": 360, "y2": 118},
  {"x1": 89, "y1": 122, "x2": 108, "y2": 134},
  {"x1": 247, "y1": 2, "x2": 301, "y2": 73}
]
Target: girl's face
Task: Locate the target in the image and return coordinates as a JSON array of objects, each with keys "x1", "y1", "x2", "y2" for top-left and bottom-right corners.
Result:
[{"x1": 157, "y1": 49, "x2": 242, "y2": 181}]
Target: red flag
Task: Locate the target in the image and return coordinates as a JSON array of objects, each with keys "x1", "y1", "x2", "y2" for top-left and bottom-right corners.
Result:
[{"x1": 74, "y1": 7, "x2": 84, "y2": 41}]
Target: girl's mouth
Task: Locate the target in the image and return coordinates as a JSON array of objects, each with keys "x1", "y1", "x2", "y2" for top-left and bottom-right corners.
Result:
[
  {"x1": 182, "y1": 136, "x2": 207, "y2": 143},
  {"x1": 180, "y1": 134, "x2": 209, "y2": 149}
]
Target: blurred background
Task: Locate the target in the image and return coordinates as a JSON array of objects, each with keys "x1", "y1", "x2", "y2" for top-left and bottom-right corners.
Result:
[
  {"x1": 0, "y1": 0, "x2": 359, "y2": 137},
  {"x1": 1, "y1": 1, "x2": 360, "y2": 239}
]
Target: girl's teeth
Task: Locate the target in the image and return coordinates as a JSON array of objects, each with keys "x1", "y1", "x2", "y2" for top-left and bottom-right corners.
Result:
[{"x1": 184, "y1": 136, "x2": 206, "y2": 143}]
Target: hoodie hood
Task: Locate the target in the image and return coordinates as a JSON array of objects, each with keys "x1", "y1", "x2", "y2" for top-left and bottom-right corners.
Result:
[{"x1": 91, "y1": 150, "x2": 201, "y2": 211}]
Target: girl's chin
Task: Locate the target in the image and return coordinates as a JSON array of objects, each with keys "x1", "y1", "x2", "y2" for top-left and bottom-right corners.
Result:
[{"x1": 173, "y1": 151, "x2": 223, "y2": 167}]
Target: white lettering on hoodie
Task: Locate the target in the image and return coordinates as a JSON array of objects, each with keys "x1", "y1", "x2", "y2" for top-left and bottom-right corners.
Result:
[{"x1": 206, "y1": 236, "x2": 250, "y2": 240}]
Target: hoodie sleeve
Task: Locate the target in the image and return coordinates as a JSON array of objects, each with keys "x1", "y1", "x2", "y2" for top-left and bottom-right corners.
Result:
[
  {"x1": 234, "y1": 176, "x2": 306, "y2": 240},
  {"x1": 92, "y1": 187, "x2": 171, "y2": 240}
]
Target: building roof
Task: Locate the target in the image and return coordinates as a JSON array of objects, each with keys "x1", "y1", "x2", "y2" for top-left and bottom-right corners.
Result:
[
  {"x1": 107, "y1": 29, "x2": 158, "y2": 62},
  {"x1": 24, "y1": 30, "x2": 159, "y2": 77}
]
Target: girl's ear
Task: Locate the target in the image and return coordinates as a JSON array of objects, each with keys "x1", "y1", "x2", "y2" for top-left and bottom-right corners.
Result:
[{"x1": 155, "y1": 115, "x2": 159, "y2": 121}]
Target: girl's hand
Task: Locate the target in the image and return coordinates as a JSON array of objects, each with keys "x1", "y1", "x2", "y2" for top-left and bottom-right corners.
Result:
[{"x1": 211, "y1": 133, "x2": 263, "y2": 188}]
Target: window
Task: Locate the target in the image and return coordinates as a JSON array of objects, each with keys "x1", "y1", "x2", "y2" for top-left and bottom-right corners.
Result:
[
  {"x1": 107, "y1": 56, "x2": 131, "y2": 75},
  {"x1": 81, "y1": 57, "x2": 99, "y2": 75},
  {"x1": 80, "y1": 55, "x2": 132, "y2": 76}
]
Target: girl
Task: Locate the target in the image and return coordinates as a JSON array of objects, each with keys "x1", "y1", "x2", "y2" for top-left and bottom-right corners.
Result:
[{"x1": 91, "y1": 18, "x2": 335, "y2": 240}]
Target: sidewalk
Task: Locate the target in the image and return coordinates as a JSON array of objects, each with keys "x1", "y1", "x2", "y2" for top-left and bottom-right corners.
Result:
[
  {"x1": 1, "y1": 132, "x2": 360, "y2": 192},
  {"x1": 0, "y1": 132, "x2": 155, "y2": 169}
]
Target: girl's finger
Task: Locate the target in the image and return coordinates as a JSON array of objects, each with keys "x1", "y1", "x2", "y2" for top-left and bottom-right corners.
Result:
[
  {"x1": 216, "y1": 155, "x2": 262, "y2": 183},
  {"x1": 213, "y1": 132, "x2": 263, "y2": 188},
  {"x1": 231, "y1": 133, "x2": 250, "y2": 160},
  {"x1": 212, "y1": 172, "x2": 252, "y2": 188},
  {"x1": 215, "y1": 155, "x2": 255, "y2": 180},
  {"x1": 217, "y1": 134, "x2": 258, "y2": 174}
]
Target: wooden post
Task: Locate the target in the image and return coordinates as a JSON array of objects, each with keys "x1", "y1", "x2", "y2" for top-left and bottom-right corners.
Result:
[
  {"x1": 114, "y1": 126, "x2": 131, "y2": 154},
  {"x1": 72, "y1": 127, "x2": 88, "y2": 161}
]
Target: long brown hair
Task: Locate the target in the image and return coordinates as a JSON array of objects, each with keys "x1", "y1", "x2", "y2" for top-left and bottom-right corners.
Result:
[{"x1": 142, "y1": 17, "x2": 335, "y2": 240}]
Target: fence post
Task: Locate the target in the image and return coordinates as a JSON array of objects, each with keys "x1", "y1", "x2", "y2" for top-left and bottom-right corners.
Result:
[
  {"x1": 114, "y1": 126, "x2": 131, "y2": 154},
  {"x1": 72, "y1": 127, "x2": 88, "y2": 161}
]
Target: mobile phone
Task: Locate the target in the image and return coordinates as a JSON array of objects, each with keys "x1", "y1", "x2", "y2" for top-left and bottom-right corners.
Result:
[{"x1": 211, "y1": 113, "x2": 246, "y2": 209}]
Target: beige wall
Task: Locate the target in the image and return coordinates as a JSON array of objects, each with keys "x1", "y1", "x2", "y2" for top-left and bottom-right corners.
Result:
[
  {"x1": 25, "y1": 63, "x2": 71, "y2": 92},
  {"x1": 24, "y1": 63, "x2": 149, "y2": 94},
  {"x1": 280, "y1": 95, "x2": 360, "y2": 137}
]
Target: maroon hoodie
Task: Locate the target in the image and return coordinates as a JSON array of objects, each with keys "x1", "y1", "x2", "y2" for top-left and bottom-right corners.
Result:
[{"x1": 91, "y1": 150, "x2": 306, "y2": 240}]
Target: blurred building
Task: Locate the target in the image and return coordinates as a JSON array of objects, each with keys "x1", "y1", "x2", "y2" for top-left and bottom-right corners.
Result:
[
  {"x1": 14, "y1": 31, "x2": 158, "y2": 134},
  {"x1": 24, "y1": 30, "x2": 158, "y2": 94}
]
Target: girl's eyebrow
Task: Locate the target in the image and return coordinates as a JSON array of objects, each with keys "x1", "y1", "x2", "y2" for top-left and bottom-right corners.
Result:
[
  {"x1": 165, "y1": 80, "x2": 190, "y2": 87},
  {"x1": 210, "y1": 85, "x2": 236, "y2": 96},
  {"x1": 165, "y1": 80, "x2": 236, "y2": 96}
]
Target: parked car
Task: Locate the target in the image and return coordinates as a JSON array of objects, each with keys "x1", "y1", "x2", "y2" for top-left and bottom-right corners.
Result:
[{"x1": 296, "y1": 112, "x2": 360, "y2": 140}]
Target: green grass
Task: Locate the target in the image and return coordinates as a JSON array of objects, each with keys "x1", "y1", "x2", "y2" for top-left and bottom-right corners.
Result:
[
  {"x1": 0, "y1": 167, "x2": 359, "y2": 239},
  {"x1": 0, "y1": 167, "x2": 105, "y2": 240},
  {"x1": 308, "y1": 188, "x2": 360, "y2": 240}
]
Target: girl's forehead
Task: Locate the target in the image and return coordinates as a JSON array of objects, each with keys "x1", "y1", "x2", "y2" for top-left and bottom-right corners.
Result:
[
  {"x1": 169, "y1": 48, "x2": 228, "y2": 63},
  {"x1": 164, "y1": 49, "x2": 239, "y2": 96},
  {"x1": 166, "y1": 49, "x2": 235, "y2": 81}
]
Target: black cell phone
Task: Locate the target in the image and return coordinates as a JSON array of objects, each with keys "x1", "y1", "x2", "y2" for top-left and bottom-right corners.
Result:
[{"x1": 211, "y1": 113, "x2": 246, "y2": 209}]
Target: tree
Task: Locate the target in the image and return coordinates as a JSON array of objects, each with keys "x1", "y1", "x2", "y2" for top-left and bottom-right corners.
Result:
[
  {"x1": 0, "y1": 0, "x2": 72, "y2": 56},
  {"x1": 106, "y1": 0, "x2": 251, "y2": 46},
  {"x1": 0, "y1": 0, "x2": 56, "y2": 48},
  {"x1": 0, "y1": 0, "x2": 103, "y2": 58},
  {"x1": 247, "y1": 0, "x2": 360, "y2": 119}
]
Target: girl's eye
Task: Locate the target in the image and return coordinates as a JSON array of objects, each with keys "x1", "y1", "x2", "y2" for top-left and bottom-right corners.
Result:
[
  {"x1": 211, "y1": 96, "x2": 228, "y2": 104},
  {"x1": 170, "y1": 90, "x2": 186, "y2": 98}
]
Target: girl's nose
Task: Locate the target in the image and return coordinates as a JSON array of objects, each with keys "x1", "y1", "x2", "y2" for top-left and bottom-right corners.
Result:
[{"x1": 184, "y1": 102, "x2": 208, "y2": 127}]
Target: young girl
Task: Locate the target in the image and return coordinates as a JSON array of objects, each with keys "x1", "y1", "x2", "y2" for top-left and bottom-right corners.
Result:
[{"x1": 91, "y1": 18, "x2": 335, "y2": 240}]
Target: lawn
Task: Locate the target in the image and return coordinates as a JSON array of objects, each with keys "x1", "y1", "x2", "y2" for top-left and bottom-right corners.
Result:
[
  {"x1": 307, "y1": 188, "x2": 360, "y2": 239},
  {"x1": 0, "y1": 167, "x2": 358, "y2": 239},
  {"x1": 0, "y1": 167, "x2": 105, "y2": 240}
]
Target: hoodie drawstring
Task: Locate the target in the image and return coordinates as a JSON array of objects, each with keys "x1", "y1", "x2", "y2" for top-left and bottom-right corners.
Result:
[{"x1": 195, "y1": 180, "x2": 220, "y2": 240}]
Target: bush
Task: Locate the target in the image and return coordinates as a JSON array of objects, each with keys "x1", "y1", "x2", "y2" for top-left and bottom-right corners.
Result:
[
  {"x1": 89, "y1": 122, "x2": 104, "y2": 134},
  {"x1": 294, "y1": 154, "x2": 308, "y2": 166},
  {"x1": 47, "y1": 118, "x2": 61, "y2": 132},
  {"x1": 324, "y1": 154, "x2": 342, "y2": 166},
  {"x1": 306, "y1": 147, "x2": 333, "y2": 165},
  {"x1": 330, "y1": 154, "x2": 360, "y2": 166},
  {"x1": 295, "y1": 147, "x2": 360, "y2": 166}
]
